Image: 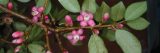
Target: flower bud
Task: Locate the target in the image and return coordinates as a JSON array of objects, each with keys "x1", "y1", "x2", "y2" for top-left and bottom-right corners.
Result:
[
  {"x1": 117, "y1": 23, "x2": 124, "y2": 29},
  {"x1": 80, "y1": 21, "x2": 87, "y2": 27},
  {"x1": 12, "y1": 31, "x2": 24, "y2": 38},
  {"x1": 103, "y1": 13, "x2": 109, "y2": 22},
  {"x1": 7, "y1": 2, "x2": 13, "y2": 10},
  {"x1": 93, "y1": 29, "x2": 99, "y2": 35},
  {"x1": 12, "y1": 38, "x2": 24, "y2": 44},
  {"x1": 77, "y1": 15, "x2": 83, "y2": 21},
  {"x1": 88, "y1": 20, "x2": 95, "y2": 26},
  {"x1": 46, "y1": 50, "x2": 52, "y2": 53},
  {"x1": 38, "y1": 7, "x2": 44, "y2": 12},
  {"x1": 14, "y1": 46, "x2": 21, "y2": 53},
  {"x1": 65, "y1": 15, "x2": 73, "y2": 26}
]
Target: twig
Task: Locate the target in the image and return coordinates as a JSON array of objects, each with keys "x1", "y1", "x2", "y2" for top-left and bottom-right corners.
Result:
[{"x1": 55, "y1": 33, "x2": 65, "y2": 52}]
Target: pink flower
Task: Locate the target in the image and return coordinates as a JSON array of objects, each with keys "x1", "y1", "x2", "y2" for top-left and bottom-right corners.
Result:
[
  {"x1": 14, "y1": 46, "x2": 21, "y2": 53},
  {"x1": 65, "y1": 15, "x2": 73, "y2": 26},
  {"x1": 63, "y1": 50, "x2": 69, "y2": 53},
  {"x1": 12, "y1": 38, "x2": 24, "y2": 44},
  {"x1": 77, "y1": 11, "x2": 95, "y2": 27},
  {"x1": 66, "y1": 29, "x2": 85, "y2": 45},
  {"x1": 103, "y1": 13, "x2": 109, "y2": 22},
  {"x1": 7, "y1": 2, "x2": 13, "y2": 10},
  {"x1": 12, "y1": 31, "x2": 24, "y2": 38},
  {"x1": 117, "y1": 23, "x2": 124, "y2": 29},
  {"x1": 46, "y1": 50, "x2": 52, "y2": 53}
]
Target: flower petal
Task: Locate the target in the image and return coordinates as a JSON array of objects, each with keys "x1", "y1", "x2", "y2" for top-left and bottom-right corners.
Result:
[{"x1": 80, "y1": 21, "x2": 88, "y2": 27}]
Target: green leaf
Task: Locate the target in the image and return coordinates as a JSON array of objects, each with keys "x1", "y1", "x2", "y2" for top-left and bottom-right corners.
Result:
[
  {"x1": 36, "y1": 0, "x2": 52, "y2": 15},
  {"x1": 43, "y1": 0, "x2": 52, "y2": 14},
  {"x1": 127, "y1": 17, "x2": 150, "y2": 30},
  {"x1": 111, "y1": 1, "x2": 125, "y2": 21},
  {"x1": 36, "y1": 0, "x2": 45, "y2": 7},
  {"x1": 17, "y1": 0, "x2": 30, "y2": 3},
  {"x1": 28, "y1": 25, "x2": 44, "y2": 41},
  {"x1": 13, "y1": 22, "x2": 27, "y2": 31},
  {"x1": 88, "y1": 34, "x2": 108, "y2": 53},
  {"x1": 28, "y1": 44, "x2": 44, "y2": 53},
  {"x1": 0, "y1": 48, "x2": 4, "y2": 53},
  {"x1": 115, "y1": 30, "x2": 142, "y2": 53},
  {"x1": 7, "y1": 48, "x2": 14, "y2": 53},
  {"x1": 82, "y1": 0, "x2": 97, "y2": 13},
  {"x1": 0, "y1": 0, "x2": 9, "y2": 6},
  {"x1": 105, "y1": 30, "x2": 115, "y2": 41},
  {"x1": 95, "y1": 1, "x2": 110, "y2": 22},
  {"x1": 58, "y1": 0, "x2": 80, "y2": 13},
  {"x1": 125, "y1": 1, "x2": 147, "y2": 21}
]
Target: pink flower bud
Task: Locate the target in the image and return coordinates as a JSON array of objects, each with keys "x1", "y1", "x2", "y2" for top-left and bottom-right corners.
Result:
[
  {"x1": 38, "y1": 7, "x2": 44, "y2": 12},
  {"x1": 93, "y1": 29, "x2": 99, "y2": 34},
  {"x1": 7, "y1": 2, "x2": 13, "y2": 10},
  {"x1": 65, "y1": 15, "x2": 73, "y2": 26},
  {"x1": 77, "y1": 15, "x2": 83, "y2": 21},
  {"x1": 44, "y1": 15, "x2": 49, "y2": 20},
  {"x1": 32, "y1": 6, "x2": 37, "y2": 11},
  {"x1": 117, "y1": 23, "x2": 124, "y2": 29},
  {"x1": 12, "y1": 38, "x2": 24, "y2": 44},
  {"x1": 88, "y1": 20, "x2": 95, "y2": 26},
  {"x1": 32, "y1": 16, "x2": 39, "y2": 23},
  {"x1": 63, "y1": 50, "x2": 69, "y2": 53},
  {"x1": 103, "y1": 13, "x2": 109, "y2": 22},
  {"x1": 77, "y1": 29, "x2": 83, "y2": 35},
  {"x1": 31, "y1": 11, "x2": 39, "y2": 16},
  {"x1": 12, "y1": 31, "x2": 24, "y2": 38},
  {"x1": 46, "y1": 50, "x2": 52, "y2": 53},
  {"x1": 80, "y1": 21, "x2": 87, "y2": 27},
  {"x1": 14, "y1": 46, "x2": 21, "y2": 53}
]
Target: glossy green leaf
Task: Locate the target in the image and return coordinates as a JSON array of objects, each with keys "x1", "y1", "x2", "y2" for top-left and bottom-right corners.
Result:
[
  {"x1": 17, "y1": 0, "x2": 30, "y2": 3},
  {"x1": 111, "y1": 1, "x2": 125, "y2": 21},
  {"x1": 88, "y1": 34, "x2": 108, "y2": 53},
  {"x1": 13, "y1": 22, "x2": 27, "y2": 31},
  {"x1": 82, "y1": 0, "x2": 97, "y2": 13},
  {"x1": 127, "y1": 17, "x2": 150, "y2": 30},
  {"x1": 0, "y1": 0, "x2": 9, "y2": 6},
  {"x1": 28, "y1": 44, "x2": 44, "y2": 53},
  {"x1": 58, "y1": 0, "x2": 80, "y2": 13},
  {"x1": 115, "y1": 30, "x2": 142, "y2": 53},
  {"x1": 125, "y1": 1, "x2": 147, "y2": 21},
  {"x1": 95, "y1": 1, "x2": 110, "y2": 22}
]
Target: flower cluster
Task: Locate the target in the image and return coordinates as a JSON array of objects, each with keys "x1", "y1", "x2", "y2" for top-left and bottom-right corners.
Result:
[
  {"x1": 65, "y1": 11, "x2": 110, "y2": 45},
  {"x1": 66, "y1": 29, "x2": 85, "y2": 45},
  {"x1": 31, "y1": 6, "x2": 44, "y2": 23}
]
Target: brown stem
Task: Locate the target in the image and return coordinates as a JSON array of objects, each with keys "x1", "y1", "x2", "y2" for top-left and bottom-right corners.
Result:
[
  {"x1": 55, "y1": 33, "x2": 65, "y2": 52},
  {"x1": 44, "y1": 27, "x2": 52, "y2": 51}
]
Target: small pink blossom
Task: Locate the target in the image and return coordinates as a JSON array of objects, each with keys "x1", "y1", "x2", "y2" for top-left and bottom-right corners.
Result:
[
  {"x1": 14, "y1": 46, "x2": 21, "y2": 53},
  {"x1": 65, "y1": 15, "x2": 73, "y2": 26},
  {"x1": 44, "y1": 15, "x2": 50, "y2": 23},
  {"x1": 77, "y1": 11, "x2": 95, "y2": 27},
  {"x1": 12, "y1": 31, "x2": 24, "y2": 38},
  {"x1": 66, "y1": 29, "x2": 85, "y2": 45},
  {"x1": 7, "y1": 2, "x2": 13, "y2": 10},
  {"x1": 117, "y1": 23, "x2": 124, "y2": 29},
  {"x1": 12, "y1": 38, "x2": 24, "y2": 44},
  {"x1": 46, "y1": 50, "x2": 52, "y2": 53},
  {"x1": 103, "y1": 13, "x2": 109, "y2": 22}
]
